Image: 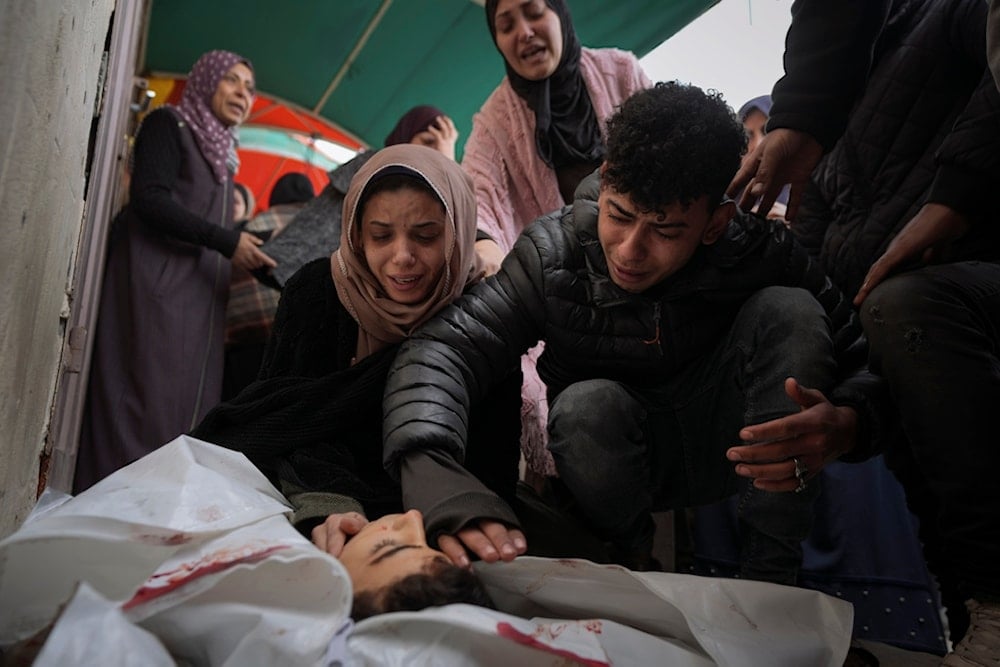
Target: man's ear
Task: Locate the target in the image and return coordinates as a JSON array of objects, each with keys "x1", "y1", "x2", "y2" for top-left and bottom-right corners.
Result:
[{"x1": 702, "y1": 200, "x2": 736, "y2": 245}]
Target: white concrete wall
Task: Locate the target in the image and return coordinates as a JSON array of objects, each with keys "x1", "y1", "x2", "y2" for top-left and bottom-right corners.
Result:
[{"x1": 0, "y1": 0, "x2": 115, "y2": 537}]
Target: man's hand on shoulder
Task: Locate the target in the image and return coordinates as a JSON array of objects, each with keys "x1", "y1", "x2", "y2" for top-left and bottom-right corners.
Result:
[{"x1": 854, "y1": 203, "x2": 970, "y2": 305}]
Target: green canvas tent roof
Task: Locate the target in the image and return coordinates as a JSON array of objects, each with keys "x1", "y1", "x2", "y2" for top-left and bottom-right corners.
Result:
[{"x1": 144, "y1": 0, "x2": 718, "y2": 150}]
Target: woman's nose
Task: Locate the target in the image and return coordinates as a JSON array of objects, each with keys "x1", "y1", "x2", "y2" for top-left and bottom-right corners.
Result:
[
  {"x1": 391, "y1": 239, "x2": 416, "y2": 264},
  {"x1": 514, "y1": 17, "x2": 534, "y2": 40}
]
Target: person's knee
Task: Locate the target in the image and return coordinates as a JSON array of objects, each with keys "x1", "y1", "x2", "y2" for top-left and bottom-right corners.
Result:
[
  {"x1": 741, "y1": 286, "x2": 831, "y2": 359},
  {"x1": 749, "y1": 286, "x2": 825, "y2": 327},
  {"x1": 861, "y1": 273, "x2": 943, "y2": 362},
  {"x1": 547, "y1": 380, "x2": 635, "y2": 455},
  {"x1": 859, "y1": 274, "x2": 928, "y2": 352}
]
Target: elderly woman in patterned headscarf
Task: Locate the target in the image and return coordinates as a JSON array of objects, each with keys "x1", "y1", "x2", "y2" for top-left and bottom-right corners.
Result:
[
  {"x1": 193, "y1": 145, "x2": 525, "y2": 611},
  {"x1": 76, "y1": 50, "x2": 275, "y2": 491}
]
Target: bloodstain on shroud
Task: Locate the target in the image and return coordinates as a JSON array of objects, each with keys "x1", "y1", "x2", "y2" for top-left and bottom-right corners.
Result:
[
  {"x1": 123, "y1": 545, "x2": 288, "y2": 609},
  {"x1": 496, "y1": 620, "x2": 609, "y2": 667}
]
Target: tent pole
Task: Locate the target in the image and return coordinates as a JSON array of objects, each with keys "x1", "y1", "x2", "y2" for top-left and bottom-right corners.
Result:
[{"x1": 313, "y1": 0, "x2": 393, "y2": 114}]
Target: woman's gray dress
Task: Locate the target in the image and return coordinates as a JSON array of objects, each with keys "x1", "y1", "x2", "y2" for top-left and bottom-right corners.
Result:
[{"x1": 75, "y1": 107, "x2": 236, "y2": 491}]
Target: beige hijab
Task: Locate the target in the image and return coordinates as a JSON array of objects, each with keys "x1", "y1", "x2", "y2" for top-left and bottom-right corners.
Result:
[{"x1": 331, "y1": 144, "x2": 483, "y2": 361}]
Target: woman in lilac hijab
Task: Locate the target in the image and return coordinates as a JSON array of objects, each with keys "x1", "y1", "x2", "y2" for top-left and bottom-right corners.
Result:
[{"x1": 75, "y1": 50, "x2": 274, "y2": 491}]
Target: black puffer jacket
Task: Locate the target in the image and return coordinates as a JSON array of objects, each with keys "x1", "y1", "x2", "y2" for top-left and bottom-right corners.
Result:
[
  {"x1": 384, "y1": 173, "x2": 883, "y2": 472},
  {"x1": 771, "y1": 0, "x2": 1000, "y2": 296}
]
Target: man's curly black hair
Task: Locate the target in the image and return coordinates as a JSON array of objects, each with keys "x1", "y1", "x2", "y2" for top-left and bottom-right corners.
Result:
[{"x1": 603, "y1": 81, "x2": 746, "y2": 213}]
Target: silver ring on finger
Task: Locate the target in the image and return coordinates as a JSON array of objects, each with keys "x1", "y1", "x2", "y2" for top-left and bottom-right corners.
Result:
[{"x1": 792, "y1": 457, "x2": 808, "y2": 493}]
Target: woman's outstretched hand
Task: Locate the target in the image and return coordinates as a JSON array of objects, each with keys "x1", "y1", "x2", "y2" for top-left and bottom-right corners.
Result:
[
  {"x1": 311, "y1": 512, "x2": 369, "y2": 557},
  {"x1": 232, "y1": 231, "x2": 277, "y2": 272}
]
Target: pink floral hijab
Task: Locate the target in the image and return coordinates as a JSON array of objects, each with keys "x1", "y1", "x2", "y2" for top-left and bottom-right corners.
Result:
[
  {"x1": 331, "y1": 144, "x2": 483, "y2": 361},
  {"x1": 171, "y1": 49, "x2": 253, "y2": 183}
]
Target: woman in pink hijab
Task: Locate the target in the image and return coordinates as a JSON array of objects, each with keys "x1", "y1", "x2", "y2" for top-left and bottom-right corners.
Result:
[{"x1": 193, "y1": 145, "x2": 526, "y2": 616}]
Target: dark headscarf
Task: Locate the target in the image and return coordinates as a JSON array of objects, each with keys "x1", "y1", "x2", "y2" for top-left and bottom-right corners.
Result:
[
  {"x1": 485, "y1": 0, "x2": 603, "y2": 168},
  {"x1": 737, "y1": 95, "x2": 773, "y2": 123},
  {"x1": 171, "y1": 50, "x2": 253, "y2": 183},
  {"x1": 384, "y1": 105, "x2": 446, "y2": 146},
  {"x1": 268, "y1": 172, "x2": 315, "y2": 207},
  {"x1": 737, "y1": 95, "x2": 789, "y2": 207}
]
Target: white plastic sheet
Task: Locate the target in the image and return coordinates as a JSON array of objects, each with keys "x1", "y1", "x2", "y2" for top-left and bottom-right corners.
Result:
[
  {"x1": 32, "y1": 583, "x2": 174, "y2": 667},
  {"x1": 0, "y1": 436, "x2": 351, "y2": 666},
  {"x1": 475, "y1": 557, "x2": 854, "y2": 666},
  {"x1": 345, "y1": 557, "x2": 854, "y2": 667},
  {"x1": 349, "y1": 603, "x2": 716, "y2": 666},
  {"x1": 0, "y1": 436, "x2": 854, "y2": 666}
]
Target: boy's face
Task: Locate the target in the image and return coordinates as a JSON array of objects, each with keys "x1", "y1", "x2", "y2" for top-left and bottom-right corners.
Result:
[
  {"x1": 338, "y1": 510, "x2": 449, "y2": 595},
  {"x1": 597, "y1": 177, "x2": 732, "y2": 293}
]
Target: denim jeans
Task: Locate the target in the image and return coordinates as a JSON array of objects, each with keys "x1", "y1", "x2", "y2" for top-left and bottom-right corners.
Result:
[
  {"x1": 861, "y1": 262, "x2": 1000, "y2": 601},
  {"x1": 548, "y1": 287, "x2": 837, "y2": 584}
]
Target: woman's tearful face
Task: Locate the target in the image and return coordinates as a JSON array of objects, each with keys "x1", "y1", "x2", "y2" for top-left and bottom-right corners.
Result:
[{"x1": 361, "y1": 186, "x2": 448, "y2": 305}]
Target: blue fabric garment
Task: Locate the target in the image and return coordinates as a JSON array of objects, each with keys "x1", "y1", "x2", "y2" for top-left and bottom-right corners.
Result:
[{"x1": 692, "y1": 457, "x2": 946, "y2": 654}]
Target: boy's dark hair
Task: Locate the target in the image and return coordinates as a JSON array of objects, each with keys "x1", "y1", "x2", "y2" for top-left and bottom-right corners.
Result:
[
  {"x1": 350, "y1": 557, "x2": 495, "y2": 622},
  {"x1": 603, "y1": 81, "x2": 746, "y2": 213}
]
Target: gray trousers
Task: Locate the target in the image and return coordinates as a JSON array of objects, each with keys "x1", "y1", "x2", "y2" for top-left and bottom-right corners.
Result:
[{"x1": 548, "y1": 287, "x2": 836, "y2": 584}]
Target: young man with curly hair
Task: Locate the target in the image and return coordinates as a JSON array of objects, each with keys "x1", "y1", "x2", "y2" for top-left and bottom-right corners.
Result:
[{"x1": 382, "y1": 82, "x2": 882, "y2": 581}]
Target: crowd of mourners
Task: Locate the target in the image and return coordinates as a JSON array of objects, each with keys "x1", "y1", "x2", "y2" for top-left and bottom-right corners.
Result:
[{"x1": 68, "y1": 0, "x2": 1000, "y2": 663}]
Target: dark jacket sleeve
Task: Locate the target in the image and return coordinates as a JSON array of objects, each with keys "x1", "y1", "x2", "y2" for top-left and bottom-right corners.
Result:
[
  {"x1": 129, "y1": 108, "x2": 241, "y2": 256},
  {"x1": 257, "y1": 258, "x2": 353, "y2": 379},
  {"x1": 383, "y1": 226, "x2": 551, "y2": 478},
  {"x1": 768, "y1": 0, "x2": 892, "y2": 150},
  {"x1": 396, "y1": 338, "x2": 522, "y2": 546},
  {"x1": 927, "y1": 1, "x2": 1000, "y2": 222},
  {"x1": 281, "y1": 480, "x2": 365, "y2": 536},
  {"x1": 400, "y1": 449, "x2": 520, "y2": 548},
  {"x1": 827, "y1": 369, "x2": 897, "y2": 463}
]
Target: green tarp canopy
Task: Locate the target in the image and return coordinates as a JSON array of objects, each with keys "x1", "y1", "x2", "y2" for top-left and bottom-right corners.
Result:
[{"x1": 144, "y1": 0, "x2": 718, "y2": 151}]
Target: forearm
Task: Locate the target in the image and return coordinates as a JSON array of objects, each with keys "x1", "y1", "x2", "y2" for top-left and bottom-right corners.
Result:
[
  {"x1": 282, "y1": 480, "x2": 364, "y2": 537},
  {"x1": 462, "y1": 131, "x2": 515, "y2": 253},
  {"x1": 769, "y1": 0, "x2": 891, "y2": 150},
  {"x1": 829, "y1": 367, "x2": 897, "y2": 462},
  {"x1": 130, "y1": 109, "x2": 240, "y2": 255},
  {"x1": 930, "y1": 78, "x2": 1000, "y2": 222},
  {"x1": 400, "y1": 449, "x2": 520, "y2": 548}
]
